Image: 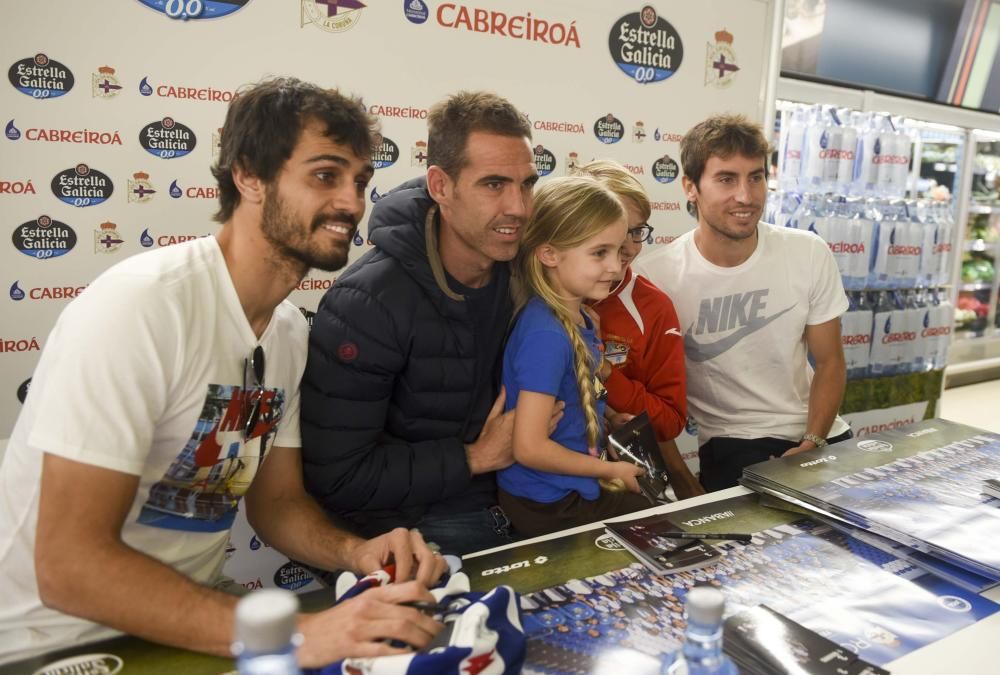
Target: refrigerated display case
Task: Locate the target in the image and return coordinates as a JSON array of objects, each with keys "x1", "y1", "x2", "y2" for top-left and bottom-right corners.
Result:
[
  {"x1": 956, "y1": 205, "x2": 997, "y2": 337},
  {"x1": 949, "y1": 130, "x2": 1000, "y2": 374}
]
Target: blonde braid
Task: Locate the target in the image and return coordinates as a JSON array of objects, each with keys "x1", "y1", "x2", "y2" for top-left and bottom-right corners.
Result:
[{"x1": 549, "y1": 305, "x2": 601, "y2": 450}]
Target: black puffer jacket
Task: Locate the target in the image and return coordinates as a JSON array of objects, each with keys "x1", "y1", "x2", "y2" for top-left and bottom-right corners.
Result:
[{"x1": 301, "y1": 177, "x2": 511, "y2": 535}]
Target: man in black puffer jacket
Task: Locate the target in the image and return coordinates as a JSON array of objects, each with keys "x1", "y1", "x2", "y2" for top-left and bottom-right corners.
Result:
[{"x1": 302, "y1": 92, "x2": 546, "y2": 555}]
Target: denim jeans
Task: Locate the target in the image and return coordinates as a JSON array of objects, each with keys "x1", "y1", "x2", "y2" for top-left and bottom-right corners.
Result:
[{"x1": 415, "y1": 506, "x2": 516, "y2": 557}]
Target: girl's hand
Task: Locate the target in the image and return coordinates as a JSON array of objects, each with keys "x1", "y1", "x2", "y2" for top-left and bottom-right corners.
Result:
[{"x1": 606, "y1": 461, "x2": 645, "y2": 494}]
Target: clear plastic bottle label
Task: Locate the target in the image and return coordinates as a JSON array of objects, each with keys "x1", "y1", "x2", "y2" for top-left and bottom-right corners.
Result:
[
  {"x1": 842, "y1": 309, "x2": 873, "y2": 375},
  {"x1": 803, "y1": 125, "x2": 828, "y2": 188},
  {"x1": 857, "y1": 132, "x2": 881, "y2": 191},
  {"x1": 837, "y1": 127, "x2": 858, "y2": 189},
  {"x1": 782, "y1": 124, "x2": 805, "y2": 185}
]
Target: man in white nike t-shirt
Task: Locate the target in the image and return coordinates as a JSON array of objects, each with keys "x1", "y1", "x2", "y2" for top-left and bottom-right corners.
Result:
[
  {"x1": 0, "y1": 78, "x2": 446, "y2": 668},
  {"x1": 635, "y1": 114, "x2": 850, "y2": 491}
]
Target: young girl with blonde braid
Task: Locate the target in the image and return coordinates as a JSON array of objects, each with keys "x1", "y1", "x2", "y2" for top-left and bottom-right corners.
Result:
[{"x1": 498, "y1": 176, "x2": 650, "y2": 537}]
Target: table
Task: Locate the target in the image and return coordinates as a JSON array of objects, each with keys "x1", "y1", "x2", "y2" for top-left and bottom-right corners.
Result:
[{"x1": 4, "y1": 487, "x2": 998, "y2": 674}]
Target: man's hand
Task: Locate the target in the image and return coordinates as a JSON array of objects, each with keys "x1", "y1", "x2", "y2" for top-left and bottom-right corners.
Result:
[
  {"x1": 347, "y1": 527, "x2": 448, "y2": 586},
  {"x1": 466, "y1": 387, "x2": 515, "y2": 474},
  {"x1": 656, "y1": 440, "x2": 705, "y2": 500},
  {"x1": 467, "y1": 387, "x2": 564, "y2": 474},
  {"x1": 669, "y1": 468, "x2": 706, "y2": 500},
  {"x1": 781, "y1": 440, "x2": 817, "y2": 458},
  {"x1": 297, "y1": 581, "x2": 442, "y2": 667}
]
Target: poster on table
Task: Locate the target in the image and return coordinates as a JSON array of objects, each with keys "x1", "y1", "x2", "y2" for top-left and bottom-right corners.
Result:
[{"x1": 462, "y1": 492, "x2": 999, "y2": 671}]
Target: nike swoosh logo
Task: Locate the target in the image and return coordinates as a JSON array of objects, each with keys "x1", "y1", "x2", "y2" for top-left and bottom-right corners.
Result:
[
  {"x1": 684, "y1": 304, "x2": 797, "y2": 362},
  {"x1": 664, "y1": 328, "x2": 682, "y2": 336}
]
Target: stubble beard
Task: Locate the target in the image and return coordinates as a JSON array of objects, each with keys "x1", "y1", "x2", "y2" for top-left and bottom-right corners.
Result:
[
  {"x1": 701, "y1": 204, "x2": 759, "y2": 242},
  {"x1": 261, "y1": 184, "x2": 356, "y2": 274}
]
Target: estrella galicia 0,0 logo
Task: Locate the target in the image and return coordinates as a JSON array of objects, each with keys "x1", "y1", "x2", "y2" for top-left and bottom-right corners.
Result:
[
  {"x1": 12, "y1": 215, "x2": 77, "y2": 259},
  {"x1": 139, "y1": 117, "x2": 197, "y2": 159},
  {"x1": 609, "y1": 6, "x2": 683, "y2": 84},
  {"x1": 50, "y1": 164, "x2": 114, "y2": 207},
  {"x1": 8, "y1": 53, "x2": 74, "y2": 99}
]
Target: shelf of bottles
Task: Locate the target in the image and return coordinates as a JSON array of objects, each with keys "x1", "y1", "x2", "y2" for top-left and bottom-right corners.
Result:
[
  {"x1": 957, "y1": 134, "x2": 1000, "y2": 340},
  {"x1": 770, "y1": 102, "x2": 961, "y2": 414}
]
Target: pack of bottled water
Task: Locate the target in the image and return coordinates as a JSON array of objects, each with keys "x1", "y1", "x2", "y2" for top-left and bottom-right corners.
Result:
[
  {"x1": 764, "y1": 191, "x2": 956, "y2": 290},
  {"x1": 778, "y1": 104, "x2": 911, "y2": 198},
  {"x1": 840, "y1": 288, "x2": 953, "y2": 379},
  {"x1": 766, "y1": 104, "x2": 960, "y2": 380}
]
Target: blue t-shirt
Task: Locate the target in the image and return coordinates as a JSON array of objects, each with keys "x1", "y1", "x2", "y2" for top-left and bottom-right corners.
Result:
[{"x1": 498, "y1": 297, "x2": 605, "y2": 503}]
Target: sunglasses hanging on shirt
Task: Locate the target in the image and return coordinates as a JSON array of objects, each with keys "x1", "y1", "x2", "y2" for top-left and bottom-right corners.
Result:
[{"x1": 242, "y1": 345, "x2": 272, "y2": 441}]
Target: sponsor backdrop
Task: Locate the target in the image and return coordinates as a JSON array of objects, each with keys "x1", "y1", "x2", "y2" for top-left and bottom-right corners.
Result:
[{"x1": 2, "y1": 0, "x2": 775, "y2": 590}]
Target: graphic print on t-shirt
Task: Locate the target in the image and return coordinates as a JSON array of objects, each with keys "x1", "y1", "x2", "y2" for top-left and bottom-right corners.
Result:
[
  {"x1": 137, "y1": 383, "x2": 284, "y2": 532},
  {"x1": 683, "y1": 289, "x2": 796, "y2": 362}
]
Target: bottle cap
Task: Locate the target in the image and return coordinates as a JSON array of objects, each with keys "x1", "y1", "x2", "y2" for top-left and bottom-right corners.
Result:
[
  {"x1": 685, "y1": 586, "x2": 725, "y2": 624},
  {"x1": 234, "y1": 589, "x2": 300, "y2": 654}
]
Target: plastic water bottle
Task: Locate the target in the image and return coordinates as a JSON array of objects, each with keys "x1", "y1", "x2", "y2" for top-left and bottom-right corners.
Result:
[
  {"x1": 917, "y1": 288, "x2": 944, "y2": 372},
  {"x1": 842, "y1": 292, "x2": 873, "y2": 379},
  {"x1": 867, "y1": 198, "x2": 892, "y2": 288},
  {"x1": 779, "y1": 106, "x2": 807, "y2": 189},
  {"x1": 869, "y1": 291, "x2": 894, "y2": 377},
  {"x1": 667, "y1": 587, "x2": 738, "y2": 675},
  {"x1": 872, "y1": 200, "x2": 918, "y2": 289},
  {"x1": 906, "y1": 289, "x2": 925, "y2": 373},
  {"x1": 801, "y1": 106, "x2": 832, "y2": 191},
  {"x1": 897, "y1": 201, "x2": 922, "y2": 288},
  {"x1": 813, "y1": 195, "x2": 846, "y2": 284},
  {"x1": 823, "y1": 197, "x2": 872, "y2": 290},
  {"x1": 800, "y1": 192, "x2": 827, "y2": 237},
  {"x1": 799, "y1": 106, "x2": 844, "y2": 192},
  {"x1": 936, "y1": 289, "x2": 954, "y2": 369},
  {"x1": 780, "y1": 191, "x2": 804, "y2": 229},
  {"x1": 764, "y1": 189, "x2": 782, "y2": 225},
  {"x1": 919, "y1": 201, "x2": 939, "y2": 287},
  {"x1": 926, "y1": 288, "x2": 954, "y2": 370},
  {"x1": 931, "y1": 202, "x2": 955, "y2": 286},
  {"x1": 233, "y1": 589, "x2": 302, "y2": 675},
  {"x1": 864, "y1": 197, "x2": 885, "y2": 289},
  {"x1": 888, "y1": 123, "x2": 912, "y2": 198},
  {"x1": 877, "y1": 118, "x2": 909, "y2": 198},
  {"x1": 855, "y1": 113, "x2": 884, "y2": 196},
  {"x1": 848, "y1": 198, "x2": 876, "y2": 290},
  {"x1": 821, "y1": 107, "x2": 844, "y2": 191},
  {"x1": 836, "y1": 111, "x2": 859, "y2": 193},
  {"x1": 888, "y1": 290, "x2": 917, "y2": 374}
]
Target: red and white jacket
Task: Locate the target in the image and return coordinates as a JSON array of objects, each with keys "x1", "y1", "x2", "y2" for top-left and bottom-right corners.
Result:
[{"x1": 592, "y1": 267, "x2": 687, "y2": 441}]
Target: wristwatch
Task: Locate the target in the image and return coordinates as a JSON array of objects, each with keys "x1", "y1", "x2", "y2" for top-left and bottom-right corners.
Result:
[{"x1": 800, "y1": 433, "x2": 828, "y2": 448}]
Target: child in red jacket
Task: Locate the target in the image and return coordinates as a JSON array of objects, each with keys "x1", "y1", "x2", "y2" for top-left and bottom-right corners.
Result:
[{"x1": 579, "y1": 160, "x2": 704, "y2": 500}]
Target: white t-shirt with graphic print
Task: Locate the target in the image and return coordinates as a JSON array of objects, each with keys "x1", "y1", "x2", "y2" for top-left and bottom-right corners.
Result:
[
  {"x1": 0, "y1": 236, "x2": 306, "y2": 664},
  {"x1": 635, "y1": 223, "x2": 850, "y2": 446}
]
